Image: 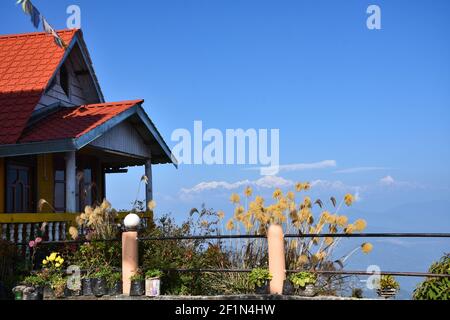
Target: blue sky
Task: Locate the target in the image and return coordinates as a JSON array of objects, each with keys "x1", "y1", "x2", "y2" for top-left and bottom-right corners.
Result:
[{"x1": 1, "y1": 0, "x2": 449, "y2": 298}]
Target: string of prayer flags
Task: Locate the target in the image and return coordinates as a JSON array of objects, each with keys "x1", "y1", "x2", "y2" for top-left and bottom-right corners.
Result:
[
  {"x1": 16, "y1": 0, "x2": 67, "y2": 50},
  {"x1": 16, "y1": 0, "x2": 40, "y2": 29},
  {"x1": 42, "y1": 16, "x2": 67, "y2": 49}
]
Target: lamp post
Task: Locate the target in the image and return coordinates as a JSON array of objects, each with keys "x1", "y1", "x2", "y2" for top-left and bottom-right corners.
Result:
[{"x1": 122, "y1": 213, "x2": 140, "y2": 295}]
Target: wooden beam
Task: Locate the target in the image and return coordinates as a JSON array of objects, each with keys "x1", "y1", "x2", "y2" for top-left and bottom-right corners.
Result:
[
  {"x1": 65, "y1": 151, "x2": 77, "y2": 213},
  {"x1": 0, "y1": 212, "x2": 152, "y2": 224}
]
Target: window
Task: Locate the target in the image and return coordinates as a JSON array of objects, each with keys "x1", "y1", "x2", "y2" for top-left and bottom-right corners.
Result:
[
  {"x1": 54, "y1": 156, "x2": 66, "y2": 212},
  {"x1": 6, "y1": 165, "x2": 32, "y2": 213},
  {"x1": 60, "y1": 64, "x2": 70, "y2": 97}
]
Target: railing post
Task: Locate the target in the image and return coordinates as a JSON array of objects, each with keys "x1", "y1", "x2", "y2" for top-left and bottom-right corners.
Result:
[
  {"x1": 267, "y1": 224, "x2": 286, "y2": 294},
  {"x1": 122, "y1": 214, "x2": 140, "y2": 296}
]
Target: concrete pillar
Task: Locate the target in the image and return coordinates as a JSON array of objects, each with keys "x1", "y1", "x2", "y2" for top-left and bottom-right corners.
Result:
[
  {"x1": 65, "y1": 151, "x2": 77, "y2": 213},
  {"x1": 145, "y1": 159, "x2": 153, "y2": 207},
  {"x1": 122, "y1": 231, "x2": 138, "y2": 295},
  {"x1": 267, "y1": 224, "x2": 286, "y2": 294}
]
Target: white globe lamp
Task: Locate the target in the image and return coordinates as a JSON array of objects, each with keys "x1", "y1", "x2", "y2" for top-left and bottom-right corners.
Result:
[{"x1": 123, "y1": 213, "x2": 141, "y2": 231}]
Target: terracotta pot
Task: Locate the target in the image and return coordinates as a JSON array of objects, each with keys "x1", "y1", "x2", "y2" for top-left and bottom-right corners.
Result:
[{"x1": 145, "y1": 278, "x2": 161, "y2": 297}]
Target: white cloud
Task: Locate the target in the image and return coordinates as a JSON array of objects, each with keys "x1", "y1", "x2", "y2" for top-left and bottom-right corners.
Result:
[
  {"x1": 335, "y1": 167, "x2": 389, "y2": 174},
  {"x1": 180, "y1": 176, "x2": 295, "y2": 195},
  {"x1": 247, "y1": 160, "x2": 336, "y2": 173},
  {"x1": 379, "y1": 175, "x2": 395, "y2": 186}
]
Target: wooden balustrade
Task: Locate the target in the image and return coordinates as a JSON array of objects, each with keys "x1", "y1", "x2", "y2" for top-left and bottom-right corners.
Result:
[{"x1": 0, "y1": 212, "x2": 153, "y2": 245}]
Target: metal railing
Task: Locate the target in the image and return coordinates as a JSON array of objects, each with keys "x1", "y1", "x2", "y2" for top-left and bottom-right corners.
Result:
[{"x1": 8, "y1": 232, "x2": 450, "y2": 279}]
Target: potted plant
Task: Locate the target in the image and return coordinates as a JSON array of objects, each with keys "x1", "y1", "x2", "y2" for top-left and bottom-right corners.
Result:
[
  {"x1": 91, "y1": 267, "x2": 111, "y2": 297},
  {"x1": 22, "y1": 274, "x2": 46, "y2": 300},
  {"x1": 249, "y1": 268, "x2": 272, "y2": 294},
  {"x1": 107, "y1": 272, "x2": 122, "y2": 296},
  {"x1": 40, "y1": 252, "x2": 66, "y2": 299},
  {"x1": 47, "y1": 274, "x2": 67, "y2": 299},
  {"x1": 80, "y1": 274, "x2": 94, "y2": 296},
  {"x1": 377, "y1": 275, "x2": 399, "y2": 299},
  {"x1": 290, "y1": 272, "x2": 317, "y2": 297},
  {"x1": 145, "y1": 269, "x2": 163, "y2": 297},
  {"x1": 129, "y1": 269, "x2": 145, "y2": 296}
]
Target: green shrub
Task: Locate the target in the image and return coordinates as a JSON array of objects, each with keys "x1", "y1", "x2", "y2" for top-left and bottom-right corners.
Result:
[
  {"x1": 379, "y1": 275, "x2": 399, "y2": 290},
  {"x1": 290, "y1": 271, "x2": 317, "y2": 288},
  {"x1": 145, "y1": 269, "x2": 163, "y2": 279},
  {"x1": 248, "y1": 268, "x2": 272, "y2": 287},
  {"x1": 414, "y1": 253, "x2": 450, "y2": 300},
  {"x1": 141, "y1": 207, "x2": 228, "y2": 295}
]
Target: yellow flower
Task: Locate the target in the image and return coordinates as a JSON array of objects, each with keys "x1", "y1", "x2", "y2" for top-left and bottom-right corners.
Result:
[
  {"x1": 235, "y1": 206, "x2": 244, "y2": 215},
  {"x1": 344, "y1": 194, "x2": 354, "y2": 206},
  {"x1": 344, "y1": 224, "x2": 355, "y2": 234},
  {"x1": 272, "y1": 188, "x2": 282, "y2": 199},
  {"x1": 354, "y1": 219, "x2": 367, "y2": 231},
  {"x1": 42, "y1": 259, "x2": 48, "y2": 265},
  {"x1": 244, "y1": 186, "x2": 253, "y2": 197},
  {"x1": 148, "y1": 200, "x2": 156, "y2": 210},
  {"x1": 55, "y1": 263, "x2": 61, "y2": 268},
  {"x1": 49, "y1": 252, "x2": 57, "y2": 262},
  {"x1": 303, "y1": 182, "x2": 311, "y2": 191},
  {"x1": 361, "y1": 242, "x2": 373, "y2": 254},
  {"x1": 295, "y1": 183, "x2": 303, "y2": 192},
  {"x1": 337, "y1": 215, "x2": 348, "y2": 227},
  {"x1": 255, "y1": 196, "x2": 264, "y2": 205},
  {"x1": 226, "y1": 219, "x2": 234, "y2": 231},
  {"x1": 303, "y1": 196, "x2": 312, "y2": 208},
  {"x1": 217, "y1": 210, "x2": 225, "y2": 220},
  {"x1": 287, "y1": 191, "x2": 295, "y2": 201},
  {"x1": 230, "y1": 193, "x2": 240, "y2": 204}
]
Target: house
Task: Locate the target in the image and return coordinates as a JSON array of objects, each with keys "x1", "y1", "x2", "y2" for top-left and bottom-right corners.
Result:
[{"x1": 0, "y1": 29, "x2": 176, "y2": 242}]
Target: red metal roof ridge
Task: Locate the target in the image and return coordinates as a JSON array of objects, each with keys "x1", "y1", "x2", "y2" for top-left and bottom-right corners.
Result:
[
  {"x1": 71, "y1": 99, "x2": 145, "y2": 108},
  {"x1": 0, "y1": 28, "x2": 79, "y2": 40}
]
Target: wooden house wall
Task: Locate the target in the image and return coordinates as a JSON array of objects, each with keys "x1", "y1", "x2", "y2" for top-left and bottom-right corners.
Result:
[
  {"x1": 35, "y1": 43, "x2": 100, "y2": 112},
  {"x1": 90, "y1": 121, "x2": 151, "y2": 159}
]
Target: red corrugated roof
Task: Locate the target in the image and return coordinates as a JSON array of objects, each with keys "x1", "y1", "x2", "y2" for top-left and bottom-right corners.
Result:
[
  {"x1": 19, "y1": 100, "x2": 143, "y2": 143},
  {"x1": 0, "y1": 29, "x2": 78, "y2": 144}
]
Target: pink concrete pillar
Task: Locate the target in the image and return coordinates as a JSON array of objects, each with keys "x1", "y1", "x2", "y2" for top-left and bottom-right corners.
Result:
[
  {"x1": 267, "y1": 224, "x2": 285, "y2": 294},
  {"x1": 122, "y1": 231, "x2": 138, "y2": 295}
]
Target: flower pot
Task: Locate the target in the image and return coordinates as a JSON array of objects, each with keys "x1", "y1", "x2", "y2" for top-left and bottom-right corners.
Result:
[
  {"x1": 129, "y1": 280, "x2": 145, "y2": 296},
  {"x1": 43, "y1": 287, "x2": 55, "y2": 300},
  {"x1": 255, "y1": 281, "x2": 270, "y2": 295},
  {"x1": 297, "y1": 284, "x2": 315, "y2": 297},
  {"x1": 92, "y1": 277, "x2": 108, "y2": 297},
  {"x1": 81, "y1": 278, "x2": 94, "y2": 296},
  {"x1": 22, "y1": 287, "x2": 42, "y2": 300},
  {"x1": 377, "y1": 288, "x2": 397, "y2": 299},
  {"x1": 283, "y1": 280, "x2": 294, "y2": 295},
  {"x1": 64, "y1": 286, "x2": 81, "y2": 297},
  {"x1": 109, "y1": 280, "x2": 122, "y2": 296},
  {"x1": 145, "y1": 278, "x2": 161, "y2": 297}
]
